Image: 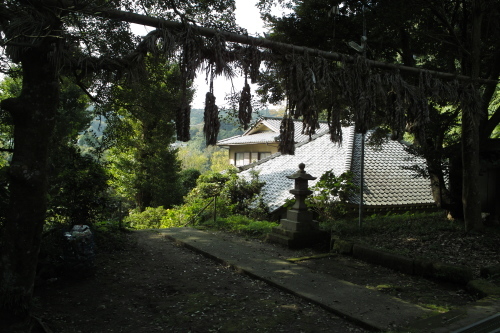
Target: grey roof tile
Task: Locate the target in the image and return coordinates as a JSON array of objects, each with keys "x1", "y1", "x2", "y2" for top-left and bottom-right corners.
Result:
[
  {"x1": 350, "y1": 131, "x2": 434, "y2": 206},
  {"x1": 217, "y1": 131, "x2": 278, "y2": 145},
  {"x1": 239, "y1": 126, "x2": 434, "y2": 212},
  {"x1": 239, "y1": 127, "x2": 353, "y2": 212}
]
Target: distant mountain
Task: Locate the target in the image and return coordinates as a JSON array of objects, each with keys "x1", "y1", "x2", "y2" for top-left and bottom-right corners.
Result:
[
  {"x1": 77, "y1": 116, "x2": 107, "y2": 146},
  {"x1": 190, "y1": 107, "x2": 271, "y2": 127}
]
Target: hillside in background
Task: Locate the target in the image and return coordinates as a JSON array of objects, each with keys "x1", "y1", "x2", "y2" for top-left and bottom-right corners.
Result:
[
  {"x1": 178, "y1": 107, "x2": 276, "y2": 172},
  {"x1": 188, "y1": 107, "x2": 276, "y2": 144},
  {"x1": 76, "y1": 107, "x2": 276, "y2": 172}
]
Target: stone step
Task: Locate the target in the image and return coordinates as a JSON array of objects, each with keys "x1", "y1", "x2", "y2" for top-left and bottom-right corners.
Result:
[
  {"x1": 267, "y1": 227, "x2": 330, "y2": 249},
  {"x1": 265, "y1": 232, "x2": 292, "y2": 247}
]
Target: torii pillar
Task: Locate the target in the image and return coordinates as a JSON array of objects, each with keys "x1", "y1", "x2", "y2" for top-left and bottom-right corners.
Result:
[{"x1": 266, "y1": 163, "x2": 328, "y2": 249}]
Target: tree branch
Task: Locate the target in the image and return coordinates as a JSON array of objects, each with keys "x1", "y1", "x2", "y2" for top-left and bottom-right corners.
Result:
[
  {"x1": 73, "y1": 77, "x2": 99, "y2": 104},
  {"x1": 423, "y1": 0, "x2": 469, "y2": 57},
  {"x1": 43, "y1": 0, "x2": 498, "y2": 85},
  {"x1": 167, "y1": 0, "x2": 196, "y2": 25}
]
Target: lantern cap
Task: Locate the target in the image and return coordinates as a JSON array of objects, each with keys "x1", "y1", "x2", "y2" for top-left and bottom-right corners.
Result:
[{"x1": 287, "y1": 163, "x2": 316, "y2": 180}]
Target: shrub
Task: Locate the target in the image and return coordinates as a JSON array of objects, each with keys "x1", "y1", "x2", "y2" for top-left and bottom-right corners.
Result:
[
  {"x1": 322, "y1": 211, "x2": 453, "y2": 237},
  {"x1": 306, "y1": 170, "x2": 358, "y2": 222},
  {"x1": 222, "y1": 169, "x2": 266, "y2": 217},
  {"x1": 238, "y1": 220, "x2": 278, "y2": 236},
  {"x1": 138, "y1": 169, "x2": 270, "y2": 235},
  {"x1": 179, "y1": 168, "x2": 201, "y2": 195},
  {"x1": 204, "y1": 215, "x2": 278, "y2": 238},
  {"x1": 124, "y1": 206, "x2": 168, "y2": 229},
  {"x1": 174, "y1": 169, "x2": 268, "y2": 223},
  {"x1": 161, "y1": 197, "x2": 213, "y2": 227}
]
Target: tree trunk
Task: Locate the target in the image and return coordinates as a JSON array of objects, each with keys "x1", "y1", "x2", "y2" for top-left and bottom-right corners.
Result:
[
  {"x1": 429, "y1": 171, "x2": 451, "y2": 207},
  {"x1": 461, "y1": 0, "x2": 484, "y2": 232},
  {"x1": 0, "y1": 44, "x2": 59, "y2": 330},
  {"x1": 461, "y1": 105, "x2": 483, "y2": 232},
  {"x1": 447, "y1": 151, "x2": 465, "y2": 220}
]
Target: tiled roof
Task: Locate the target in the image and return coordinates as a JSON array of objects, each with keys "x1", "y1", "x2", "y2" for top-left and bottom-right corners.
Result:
[
  {"x1": 239, "y1": 127, "x2": 354, "y2": 212},
  {"x1": 350, "y1": 132, "x2": 434, "y2": 206},
  {"x1": 217, "y1": 117, "x2": 330, "y2": 146},
  {"x1": 251, "y1": 118, "x2": 281, "y2": 133},
  {"x1": 239, "y1": 126, "x2": 434, "y2": 212},
  {"x1": 217, "y1": 131, "x2": 278, "y2": 145}
]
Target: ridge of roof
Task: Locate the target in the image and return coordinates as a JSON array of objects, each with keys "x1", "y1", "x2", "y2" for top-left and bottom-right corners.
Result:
[
  {"x1": 241, "y1": 117, "x2": 283, "y2": 136},
  {"x1": 241, "y1": 116, "x2": 329, "y2": 136},
  {"x1": 260, "y1": 117, "x2": 281, "y2": 133},
  {"x1": 216, "y1": 134, "x2": 245, "y2": 144},
  {"x1": 344, "y1": 126, "x2": 356, "y2": 171},
  {"x1": 219, "y1": 117, "x2": 330, "y2": 146}
]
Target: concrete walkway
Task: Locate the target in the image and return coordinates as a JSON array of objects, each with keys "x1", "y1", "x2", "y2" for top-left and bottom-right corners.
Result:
[
  {"x1": 159, "y1": 227, "x2": 431, "y2": 331},
  {"x1": 159, "y1": 228, "x2": 500, "y2": 332}
]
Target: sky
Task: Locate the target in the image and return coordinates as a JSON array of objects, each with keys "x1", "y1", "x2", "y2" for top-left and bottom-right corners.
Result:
[{"x1": 191, "y1": 0, "x2": 267, "y2": 109}]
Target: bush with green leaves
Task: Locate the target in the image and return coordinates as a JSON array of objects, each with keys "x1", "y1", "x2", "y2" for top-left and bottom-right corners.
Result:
[
  {"x1": 124, "y1": 206, "x2": 169, "y2": 229},
  {"x1": 161, "y1": 169, "x2": 271, "y2": 231},
  {"x1": 300, "y1": 170, "x2": 358, "y2": 222},
  {"x1": 203, "y1": 215, "x2": 278, "y2": 238},
  {"x1": 222, "y1": 169, "x2": 267, "y2": 217},
  {"x1": 161, "y1": 196, "x2": 212, "y2": 227},
  {"x1": 179, "y1": 168, "x2": 201, "y2": 196},
  {"x1": 46, "y1": 145, "x2": 111, "y2": 227},
  {"x1": 196, "y1": 171, "x2": 231, "y2": 198}
]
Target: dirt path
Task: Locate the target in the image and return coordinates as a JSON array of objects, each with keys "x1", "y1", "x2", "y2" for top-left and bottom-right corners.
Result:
[{"x1": 34, "y1": 230, "x2": 368, "y2": 333}]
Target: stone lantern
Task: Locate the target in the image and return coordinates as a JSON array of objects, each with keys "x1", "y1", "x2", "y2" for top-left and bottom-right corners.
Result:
[
  {"x1": 266, "y1": 163, "x2": 327, "y2": 248},
  {"x1": 283, "y1": 163, "x2": 318, "y2": 231}
]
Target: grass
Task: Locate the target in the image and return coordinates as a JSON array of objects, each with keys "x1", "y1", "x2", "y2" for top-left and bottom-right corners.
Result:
[
  {"x1": 420, "y1": 303, "x2": 451, "y2": 313},
  {"x1": 321, "y1": 211, "x2": 463, "y2": 238},
  {"x1": 196, "y1": 214, "x2": 278, "y2": 239},
  {"x1": 322, "y1": 210, "x2": 500, "y2": 283}
]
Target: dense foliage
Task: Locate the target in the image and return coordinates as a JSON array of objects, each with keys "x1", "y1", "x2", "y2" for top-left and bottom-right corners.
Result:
[
  {"x1": 104, "y1": 60, "x2": 187, "y2": 211},
  {"x1": 0, "y1": 76, "x2": 114, "y2": 228},
  {"x1": 307, "y1": 170, "x2": 359, "y2": 221},
  {"x1": 284, "y1": 170, "x2": 359, "y2": 222},
  {"x1": 0, "y1": 1, "x2": 241, "y2": 329},
  {"x1": 1, "y1": 0, "x2": 498, "y2": 329},
  {"x1": 123, "y1": 169, "x2": 274, "y2": 237},
  {"x1": 47, "y1": 145, "x2": 110, "y2": 227}
]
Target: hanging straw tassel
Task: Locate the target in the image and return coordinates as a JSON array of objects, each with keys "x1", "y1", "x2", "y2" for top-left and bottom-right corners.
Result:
[
  {"x1": 203, "y1": 91, "x2": 220, "y2": 146},
  {"x1": 176, "y1": 64, "x2": 191, "y2": 142},
  {"x1": 238, "y1": 76, "x2": 252, "y2": 130},
  {"x1": 249, "y1": 46, "x2": 261, "y2": 84},
  {"x1": 176, "y1": 96, "x2": 191, "y2": 142},
  {"x1": 327, "y1": 104, "x2": 343, "y2": 143},
  {"x1": 278, "y1": 116, "x2": 295, "y2": 155}
]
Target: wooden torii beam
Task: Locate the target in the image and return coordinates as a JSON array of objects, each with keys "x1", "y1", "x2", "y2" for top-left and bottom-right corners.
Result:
[{"x1": 45, "y1": 0, "x2": 498, "y2": 85}]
